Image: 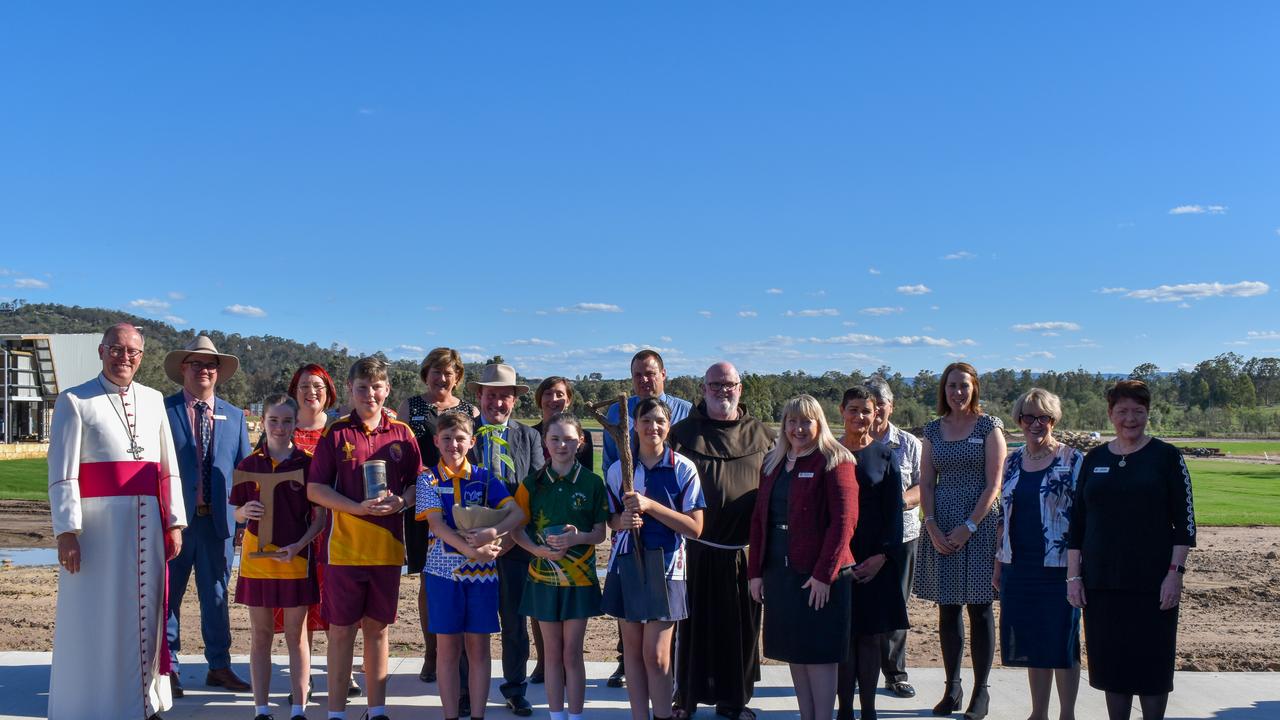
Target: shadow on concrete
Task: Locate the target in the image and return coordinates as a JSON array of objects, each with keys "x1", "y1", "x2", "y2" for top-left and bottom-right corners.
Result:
[
  {"x1": 0, "y1": 660, "x2": 49, "y2": 718},
  {"x1": 1173, "y1": 700, "x2": 1280, "y2": 719}
]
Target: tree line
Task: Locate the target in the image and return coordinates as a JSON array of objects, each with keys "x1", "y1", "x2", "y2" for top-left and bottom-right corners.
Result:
[{"x1": 6, "y1": 303, "x2": 1280, "y2": 437}]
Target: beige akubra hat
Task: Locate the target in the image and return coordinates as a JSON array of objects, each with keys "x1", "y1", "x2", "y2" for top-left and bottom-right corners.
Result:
[
  {"x1": 465, "y1": 363, "x2": 530, "y2": 395},
  {"x1": 163, "y1": 335, "x2": 241, "y2": 385}
]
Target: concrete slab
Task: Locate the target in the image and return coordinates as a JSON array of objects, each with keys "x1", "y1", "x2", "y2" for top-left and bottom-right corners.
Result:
[{"x1": 1, "y1": 653, "x2": 1276, "y2": 719}]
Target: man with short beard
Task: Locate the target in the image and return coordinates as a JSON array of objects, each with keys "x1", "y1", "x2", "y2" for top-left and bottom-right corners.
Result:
[{"x1": 670, "y1": 362, "x2": 775, "y2": 720}]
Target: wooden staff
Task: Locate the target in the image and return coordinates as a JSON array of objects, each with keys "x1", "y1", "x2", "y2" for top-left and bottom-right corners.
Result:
[
  {"x1": 587, "y1": 394, "x2": 632, "y2": 493},
  {"x1": 232, "y1": 468, "x2": 305, "y2": 558}
]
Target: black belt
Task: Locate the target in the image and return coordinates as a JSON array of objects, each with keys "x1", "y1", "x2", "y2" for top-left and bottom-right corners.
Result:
[{"x1": 196, "y1": 505, "x2": 212, "y2": 516}]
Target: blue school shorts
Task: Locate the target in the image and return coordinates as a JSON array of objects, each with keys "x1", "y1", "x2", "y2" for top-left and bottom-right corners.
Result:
[{"x1": 424, "y1": 573, "x2": 500, "y2": 635}]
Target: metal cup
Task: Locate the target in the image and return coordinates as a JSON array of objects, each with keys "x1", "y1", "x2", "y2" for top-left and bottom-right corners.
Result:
[{"x1": 362, "y1": 459, "x2": 388, "y2": 500}]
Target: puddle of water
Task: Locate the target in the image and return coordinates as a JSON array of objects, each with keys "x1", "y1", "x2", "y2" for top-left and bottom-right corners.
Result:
[{"x1": 0, "y1": 547, "x2": 58, "y2": 566}]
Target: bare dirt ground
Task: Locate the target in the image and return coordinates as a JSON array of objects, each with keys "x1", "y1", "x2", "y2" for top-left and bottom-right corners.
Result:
[{"x1": 3, "y1": 499, "x2": 1277, "y2": 671}]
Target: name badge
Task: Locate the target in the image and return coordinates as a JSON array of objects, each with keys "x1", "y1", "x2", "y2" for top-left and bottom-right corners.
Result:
[
  {"x1": 213, "y1": 414, "x2": 228, "y2": 421},
  {"x1": 412, "y1": 416, "x2": 425, "y2": 421},
  {"x1": 438, "y1": 486, "x2": 454, "y2": 495},
  {"x1": 1093, "y1": 466, "x2": 1110, "y2": 474},
  {"x1": 798, "y1": 472, "x2": 815, "y2": 478},
  {"x1": 967, "y1": 437, "x2": 984, "y2": 444}
]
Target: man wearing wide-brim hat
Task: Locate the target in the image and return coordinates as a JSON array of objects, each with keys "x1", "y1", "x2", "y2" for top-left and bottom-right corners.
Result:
[
  {"x1": 162, "y1": 335, "x2": 253, "y2": 695},
  {"x1": 463, "y1": 363, "x2": 544, "y2": 716}
]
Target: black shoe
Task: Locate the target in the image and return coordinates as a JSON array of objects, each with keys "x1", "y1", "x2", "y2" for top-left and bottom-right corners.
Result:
[
  {"x1": 419, "y1": 666, "x2": 437, "y2": 683},
  {"x1": 963, "y1": 684, "x2": 989, "y2": 720},
  {"x1": 286, "y1": 682, "x2": 314, "y2": 705},
  {"x1": 886, "y1": 680, "x2": 916, "y2": 698},
  {"x1": 529, "y1": 670, "x2": 545, "y2": 685},
  {"x1": 506, "y1": 696, "x2": 533, "y2": 717},
  {"x1": 459, "y1": 694, "x2": 472, "y2": 717},
  {"x1": 606, "y1": 662, "x2": 625, "y2": 688},
  {"x1": 291, "y1": 716, "x2": 307, "y2": 720},
  {"x1": 168, "y1": 672, "x2": 184, "y2": 699},
  {"x1": 254, "y1": 714, "x2": 275, "y2": 720},
  {"x1": 932, "y1": 681, "x2": 963, "y2": 716}
]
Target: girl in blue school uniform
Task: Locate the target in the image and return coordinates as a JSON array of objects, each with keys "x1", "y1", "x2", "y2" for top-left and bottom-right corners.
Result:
[{"x1": 602, "y1": 396, "x2": 706, "y2": 720}]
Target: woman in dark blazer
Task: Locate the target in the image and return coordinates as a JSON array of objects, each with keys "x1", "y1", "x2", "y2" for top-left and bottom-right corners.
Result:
[
  {"x1": 1067, "y1": 380, "x2": 1195, "y2": 720},
  {"x1": 748, "y1": 394, "x2": 858, "y2": 720}
]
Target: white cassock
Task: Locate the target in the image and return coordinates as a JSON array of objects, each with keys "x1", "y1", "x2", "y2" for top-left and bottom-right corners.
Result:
[{"x1": 47, "y1": 373, "x2": 185, "y2": 720}]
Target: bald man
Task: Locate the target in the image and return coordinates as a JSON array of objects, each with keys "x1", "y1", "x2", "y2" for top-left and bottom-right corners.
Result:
[{"x1": 670, "y1": 362, "x2": 775, "y2": 720}]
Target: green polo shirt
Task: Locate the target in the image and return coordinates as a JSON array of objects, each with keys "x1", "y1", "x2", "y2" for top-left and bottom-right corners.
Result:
[{"x1": 514, "y1": 463, "x2": 609, "y2": 587}]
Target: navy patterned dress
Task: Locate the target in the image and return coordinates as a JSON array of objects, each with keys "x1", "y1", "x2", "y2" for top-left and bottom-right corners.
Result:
[{"x1": 913, "y1": 414, "x2": 1003, "y2": 604}]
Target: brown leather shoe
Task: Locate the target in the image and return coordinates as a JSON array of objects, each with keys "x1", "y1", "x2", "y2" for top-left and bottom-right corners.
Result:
[
  {"x1": 205, "y1": 666, "x2": 251, "y2": 692},
  {"x1": 168, "y1": 672, "x2": 184, "y2": 698}
]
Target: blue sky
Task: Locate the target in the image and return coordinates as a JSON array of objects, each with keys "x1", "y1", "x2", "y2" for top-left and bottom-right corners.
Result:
[{"x1": 2, "y1": 3, "x2": 1278, "y2": 379}]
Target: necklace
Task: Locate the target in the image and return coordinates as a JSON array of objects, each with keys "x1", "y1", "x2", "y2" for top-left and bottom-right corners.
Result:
[
  {"x1": 98, "y1": 377, "x2": 144, "y2": 460},
  {"x1": 1024, "y1": 441, "x2": 1058, "y2": 462},
  {"x1": 1115, "y1": 436, "x2": 1149, "y2": 467}
]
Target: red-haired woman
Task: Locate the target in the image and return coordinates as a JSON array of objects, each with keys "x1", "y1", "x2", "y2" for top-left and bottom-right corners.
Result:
[{"x1": 914, "y1": 362, "x2": 1006, "y2": 719}]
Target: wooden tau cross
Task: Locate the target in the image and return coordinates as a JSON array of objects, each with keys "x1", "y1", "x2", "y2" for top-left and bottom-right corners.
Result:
[{"x1": 233, "y1": 468, "x2": 306, "y2": 558}]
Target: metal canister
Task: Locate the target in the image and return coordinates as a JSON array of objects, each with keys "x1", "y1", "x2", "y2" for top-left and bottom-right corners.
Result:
[{"x1": 362, "y1": 459, "x2": 388, "y2": 500}]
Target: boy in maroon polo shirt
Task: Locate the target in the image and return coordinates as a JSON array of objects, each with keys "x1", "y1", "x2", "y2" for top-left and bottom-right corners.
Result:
[{"x1": 308, "y1": 357, "x2": 422, "y2": 720}]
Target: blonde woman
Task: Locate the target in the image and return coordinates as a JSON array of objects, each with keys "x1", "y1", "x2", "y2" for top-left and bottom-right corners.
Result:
[{"x1": 747, "y1": 395, "x2": 858, "y2": 720}]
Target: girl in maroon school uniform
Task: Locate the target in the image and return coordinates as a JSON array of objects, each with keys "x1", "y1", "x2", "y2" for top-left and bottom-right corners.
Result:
[{"x1": 232, "y1": 394, "x2": 326, "y2": 720}]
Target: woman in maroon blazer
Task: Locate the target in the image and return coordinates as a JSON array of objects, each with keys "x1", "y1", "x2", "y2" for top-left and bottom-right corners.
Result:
[{"x1": 748, "y1": 394, "x2": 859, "y2": 720}]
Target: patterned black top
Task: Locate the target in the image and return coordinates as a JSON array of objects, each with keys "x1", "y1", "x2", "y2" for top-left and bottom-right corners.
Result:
[{"x1": 404, "y1": 395, "x2": 479, "y2": 472}]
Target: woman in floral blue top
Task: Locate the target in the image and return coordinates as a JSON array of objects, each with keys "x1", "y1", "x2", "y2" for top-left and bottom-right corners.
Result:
[{"x1": 994, "y1": 389, "x2": 1082, "y2": 720}]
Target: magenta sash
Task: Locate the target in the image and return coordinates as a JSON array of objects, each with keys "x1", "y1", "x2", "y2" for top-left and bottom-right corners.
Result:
[{"x1": 78, "y1": 461, "x2": 175, "y2": 675}]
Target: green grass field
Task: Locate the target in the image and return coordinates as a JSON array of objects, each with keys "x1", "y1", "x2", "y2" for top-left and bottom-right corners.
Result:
[
  {"x1": 1171, "y1": 440, "x2": 1280, "y2": 456},
  {"x1": 0, "y1": 458, "x2": 47, "y2": 500},
  {"x1": 4, "y1": 455, "x2": 1276, "y2": 526}
]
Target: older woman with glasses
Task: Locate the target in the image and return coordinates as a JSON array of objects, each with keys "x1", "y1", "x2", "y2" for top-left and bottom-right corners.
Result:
[{"x1": 994, "y1": 389, "x2": 1082, "y2": 720}]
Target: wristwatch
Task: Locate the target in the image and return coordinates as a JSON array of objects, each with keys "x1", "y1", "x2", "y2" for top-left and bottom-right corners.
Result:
[{"x1": 964, "y1": 519, "x2": 978, "y2": 533}]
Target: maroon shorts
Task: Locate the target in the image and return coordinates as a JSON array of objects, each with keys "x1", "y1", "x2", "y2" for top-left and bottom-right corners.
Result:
[{"x1": 321, "y1": 564, "x2": 401, "y2": 626}]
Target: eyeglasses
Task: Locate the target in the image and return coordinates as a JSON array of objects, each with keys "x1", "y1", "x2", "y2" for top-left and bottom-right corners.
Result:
[
  {"x1": 184, "y1": 360, "x2": 220, "y2": 371},
  {"x1": 707, "y1": 381, "x2": 741, "y2": 393},
  {"x1": 1019, "y1": 414, "x2": 1053, "y2": 426},
  {"x1": 102, "y1": 345, "x2": 143, "y2": 359},
  {"x1": 297, "y1": 383, "x2": 327, "y2": 392}
]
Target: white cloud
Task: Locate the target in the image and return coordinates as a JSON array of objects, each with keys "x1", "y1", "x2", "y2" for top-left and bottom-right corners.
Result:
[
  {"x1": 1169, "y1": 204, "x2": 1227, "y2": 215},
  {"x1": 659, "y1": 336, "x2": 673, "y2": 343},
  {"x1": 738, "y1": 310, "x2": 758, "y2": 318},
  {"x1": 393, "y1": 344, "x2": 426, "y2": 355},
  {"x1": 1178, "y1": 302, "x2": 1191, "y2": 309},
  {"x1": 507, "y1": 338, "x2": 556, "y2": 346},
  {"x1": 809, "y1": 333, "x2": 976, "y2": 348},
  {"x1": 1025, "y1": 351, "x2": 1055, "y2": 360},
  {"x1": 161, "y1": 314, "x2": 187, "y2": 325},
  {"x1": 765, "y1": 288, "x2": 783, "y2": 295},
  {"x1": 860, "y1": 306, "x2": 904, "y2": 316},
  {"x1": 14, "y1": 278, "x2": 48, "y2": 289},
  {"x1": 1246, "y1": 331, "x2": 1280, "y2": 341},
  {"x1": 841, "y1": 321, "x2": 858, "y2": 327},
  {"x1": 556, "y1": 302, "x2": 622, "y2": 313},
  {"x1": 130, "y1": 298, "x2": 171, "y2": 312},
  {"x1": 697, "y1": 310, "x2": 713, "y2": 318},
  {"x1": 807, "y1": 290, "x2": 827, "y2": 297},
  {"x1": 1065, "y1": 339, "x2": 1101, "y2": 349},
  {"x1": 1011, "y1": 321, "x2": 1081, "y2": 332},
  {"x1": 167, "y1": 291, "x2": 186, "y2": 301},
  {"x1": 223, "y1": 304, "x2": 267, "y2": 318},
  {"x1": 942, "y1": 251, "x2": 976, "y2": 261},
  {"x1": 1124, "y1": 281, "x2": 1268, "y2": 303},
  {"x1": 897, "y1": 284, "x2": 931, "y2": 295},
  {"x1": 784, "y1": 308, "x2": 839, "y2": 317},
  {"x1": 1098, "y1": 287, "x2": 1129, "y2": 294},
  {"x1": 868, "y1": 268, "x2": 881, "y2": 275},
  {"x1": 0, "y1": 268, "x2": 12, "y2": 276},
  {"x1": 460, "y1": 352, "x2": 488, "y2": 363}
]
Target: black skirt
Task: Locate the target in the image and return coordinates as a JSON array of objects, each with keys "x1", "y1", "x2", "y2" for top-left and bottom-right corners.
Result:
[
  {"x1": 1083, "y1": 588, "x2": 1178, "y2": 694},
  {"x1": 761, "y1": 528, "x2": 853, "y2": 664},
  {"x1": 850, "y1": 548, "x2": 909, "y2": 636}
]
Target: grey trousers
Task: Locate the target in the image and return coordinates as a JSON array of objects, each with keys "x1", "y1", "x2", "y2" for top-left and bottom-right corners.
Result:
[{"x1": 880, "y1": 537, "x2": 918, "y2": 683}]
